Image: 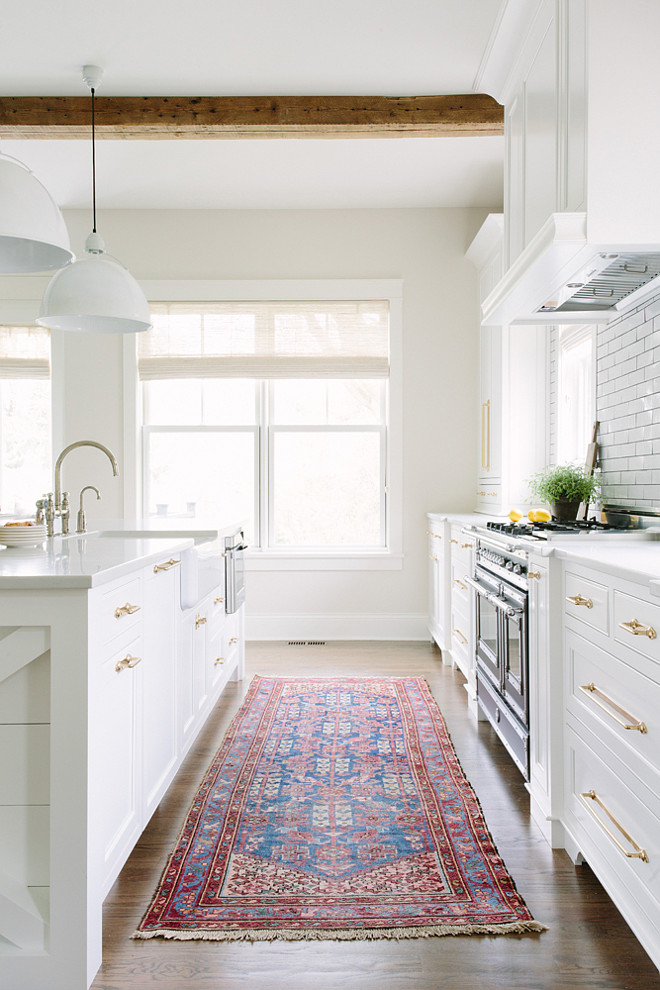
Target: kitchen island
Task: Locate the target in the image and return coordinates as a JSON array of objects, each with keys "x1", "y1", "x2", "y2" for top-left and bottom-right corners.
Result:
[{"x1": 0, "y1": 530, "x2": 245, "y2": 990}]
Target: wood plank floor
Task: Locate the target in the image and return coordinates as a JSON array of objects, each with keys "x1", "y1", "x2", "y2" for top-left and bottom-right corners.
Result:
[{"x1": 92, "y1": 641, "x2": 660, "y2": 990}]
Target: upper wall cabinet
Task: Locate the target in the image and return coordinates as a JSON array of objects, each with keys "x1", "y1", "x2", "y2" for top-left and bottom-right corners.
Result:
[{"x1": 478, "y1": 0, "x2": 660, "y2": 325}]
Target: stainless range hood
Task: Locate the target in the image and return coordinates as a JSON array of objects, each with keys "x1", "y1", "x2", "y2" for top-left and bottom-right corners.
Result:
[{"x1": 481, "y1": 213, "x2": 660, "y2": 326}]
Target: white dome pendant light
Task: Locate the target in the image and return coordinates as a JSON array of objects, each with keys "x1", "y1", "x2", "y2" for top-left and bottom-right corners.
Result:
[
  {"x1": 0, "y1": 150, "x2": 73, "y2": 273},
  {"x1": 38, "y1": 66, "x2": 151, "y2": 334}
]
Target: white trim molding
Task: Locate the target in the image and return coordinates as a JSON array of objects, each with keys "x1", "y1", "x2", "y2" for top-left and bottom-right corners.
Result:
[{"x1": 245, "y1": 611, "x2": 428, "y2": 641}]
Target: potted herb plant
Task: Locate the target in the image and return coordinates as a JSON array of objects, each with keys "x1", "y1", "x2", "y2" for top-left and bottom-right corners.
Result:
[{"x1": 528, "y1": 464, "x2": 601, "y2": 522}]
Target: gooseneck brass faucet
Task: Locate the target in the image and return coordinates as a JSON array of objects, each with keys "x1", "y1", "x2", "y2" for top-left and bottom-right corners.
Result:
[{"x1": 50, "y1": 440, "x2": 119, "y2": 536}]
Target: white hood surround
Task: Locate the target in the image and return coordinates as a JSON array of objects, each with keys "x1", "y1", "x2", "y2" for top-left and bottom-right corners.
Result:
[{"x1": 476, "y1": 0, "x2": 660, "y2": 325}]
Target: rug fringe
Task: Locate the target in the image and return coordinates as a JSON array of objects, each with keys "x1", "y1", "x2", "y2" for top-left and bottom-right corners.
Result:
[{"x1": 132, "y1": 920, "x2": 548, "y2": 942}]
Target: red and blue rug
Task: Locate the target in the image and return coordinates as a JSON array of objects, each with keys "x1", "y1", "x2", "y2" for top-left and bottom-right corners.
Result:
[{"x1": 135, "y1": 676, "x2": 545, "y2": 941}]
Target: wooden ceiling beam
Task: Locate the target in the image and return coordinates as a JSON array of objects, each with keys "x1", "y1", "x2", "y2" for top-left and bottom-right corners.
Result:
[{"x1": 0, "y1": 94, "x2": 503, "y2": 139}]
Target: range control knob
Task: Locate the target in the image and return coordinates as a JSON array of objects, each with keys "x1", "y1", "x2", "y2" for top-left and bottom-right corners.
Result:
[
  {"x1": 505, "y1": 560, "x2": 514, "y2": 570},
  {"x1": 513, "y1": 564, "x2": 523, "y2": 575}
]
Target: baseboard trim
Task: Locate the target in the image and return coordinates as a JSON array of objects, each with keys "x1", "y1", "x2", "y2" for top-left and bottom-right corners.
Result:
[{"x1": 245, "y1": 612, "x2": 428, "y2": 641}]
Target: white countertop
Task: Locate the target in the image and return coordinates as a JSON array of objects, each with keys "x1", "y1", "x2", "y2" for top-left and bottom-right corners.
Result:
[
  {"x1": 0, "y1": 533, "x2": 194, "y2": 589},
  {"x1": 550, "y1": 541, "x2": 660, "y2": 592},
  {"x1": 94, "y1": 517, "x2": 246, "y2": 544}
]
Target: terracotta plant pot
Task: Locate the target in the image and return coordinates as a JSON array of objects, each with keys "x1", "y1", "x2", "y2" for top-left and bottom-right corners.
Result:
[{"x1": 551, "y1": 498, "x2": 581, "y2": 522}]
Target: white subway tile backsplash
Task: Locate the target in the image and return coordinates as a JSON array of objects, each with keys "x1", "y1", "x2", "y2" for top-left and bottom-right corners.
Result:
[{"x1": 597, "y1": 289, "x2": 660, "y2": 505}]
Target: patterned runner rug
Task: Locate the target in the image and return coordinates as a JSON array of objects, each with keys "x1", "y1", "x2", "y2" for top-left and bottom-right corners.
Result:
[{"x1": 135, "y1": 676, "x2": 546, "y2": 941}]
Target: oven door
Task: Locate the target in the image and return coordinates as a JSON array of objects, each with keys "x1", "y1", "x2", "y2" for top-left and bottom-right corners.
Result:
[
  {"x1": 501, "y1": 589, "x2": 528, "y2": 724},
  {"x1": 471, "y1": 569, "x2": 502, "y2": 689}
]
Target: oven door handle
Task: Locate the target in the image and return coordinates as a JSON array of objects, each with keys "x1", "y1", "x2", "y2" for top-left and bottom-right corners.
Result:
[{"x1": 464, "y1": 576, "x2": 522, "y2": 618}]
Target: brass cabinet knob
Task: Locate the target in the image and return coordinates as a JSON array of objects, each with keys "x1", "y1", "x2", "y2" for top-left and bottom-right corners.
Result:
[
  {"x1": 566, "y1": 593, "x2": 593, "y2": 609},
  {"x1": 114, "y1": 602, "x2": 141, "y2": 618},
  {"x1": 115, "y1": 654, "x2": 142, "y2": 672},
  {"x1": 528, "y1": 571, "x2": 541, "y2": 580},
  {"x1": 619, "y1": 618, "x2": 656, "y2": 640}
]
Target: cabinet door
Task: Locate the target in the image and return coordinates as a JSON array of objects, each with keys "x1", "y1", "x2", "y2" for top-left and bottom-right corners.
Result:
[
  {"x1": 478, "y1": 326, "x2": 501, "y2": 484},
  {"x1": 177, "y1": 611, "x2": 197, "y2": 753},
  {"x1": 95, "y1": 633, "x2": 143, "y2": 896},
  {"x1": 142, "y1": 566, "x2": 178, "y2": 822}
]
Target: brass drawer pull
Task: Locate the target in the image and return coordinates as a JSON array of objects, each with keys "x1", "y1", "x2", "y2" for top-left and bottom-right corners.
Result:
[
  {"x1": 453, "y1": 578, "x2": 467, "y2": 591},
  {"x1": 214, "y1": 596, "x2": 225, "y2": 605},
  {"x1": 579, "y1": 682, "x2": 647, "y2": 734},
  {"x1": 229, "y1": 636, "x2": 238, "y2": 645},
  {"x1": 214, "y1": 657, "x2": 225, "y2": 666},
  {"x1": 450, "y1": 538, "x2": 459, "y2": 545},
  {"x1": 528, "y1": 571, "x2": 541, "y2": 580},
  {"x1": 567, "y1": 593, "x2": 593, "y2": 609},
  {"x1": 432, "y1": 532, "x2": 442, "y2": 540},
  {"x1": 452, "y1": 627, "x2": 468, "y2": 646},
  {"x1": 114, "y1": 602, "x2": 141, "y2": 618},
  {"x1": 153, "y1": 557, "x2": 180, "y2": 573},
  {"x1": 115, "y1": 653, "x2": 142, "y2": 672},
  {"x1": 195, "y1": 614, "x2": 207, "y2": 629},
  {"x1": 580, "y1": 790, "x2": 649, "y2": 863},
  {"x1": 618, "y1": 618, "x2": 657, "y2": 640},
  {"x1": 461, "y1": 542, "x2": 473, "y2": 549},
  {"x1": 429, "y1": 554, "x2": 438, "y2": 562}
]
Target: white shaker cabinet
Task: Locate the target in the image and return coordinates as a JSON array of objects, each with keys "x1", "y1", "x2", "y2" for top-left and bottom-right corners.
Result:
[
  {"x1": 560, "y1": 561, "x2": 660, "y2": 973},
  {"x1": 427, "y1": 514, "x2": 449, "y2": 653},
  {"x1": 142, "y1": 560, "x2": 179, "y2": 823},
  {"x1": 467, "y1": 215, "x2": 548, "y2": 515},
  {"x1": 0, "y1": 533, "x2": 245, "y2": 990}
]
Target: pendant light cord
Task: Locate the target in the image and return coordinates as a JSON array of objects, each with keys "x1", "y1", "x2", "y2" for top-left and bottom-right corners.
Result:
[{"x1": 91, "y1": 86, "x2": 97, "y2": 234}]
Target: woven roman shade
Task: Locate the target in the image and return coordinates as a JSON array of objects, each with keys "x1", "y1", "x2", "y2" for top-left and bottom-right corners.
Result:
[
  {"x1": 138, "y1": 301, "x2": 390, "y2": 379},
  {"x1": 0, "y1": 326, "x2": 50, "y2": 379}
]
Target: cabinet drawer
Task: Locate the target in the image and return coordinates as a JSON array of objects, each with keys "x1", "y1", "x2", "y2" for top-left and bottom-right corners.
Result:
[
  {"x1": 565, "y1": 629, "x2": 659, "y2": 779},
  {"x1": 564, "y1": 570, "x2": 609, "y2": 634},
  {"x1": 613, "y1": 590, "x2": 660, "y2": 666},
  {"x1": 565, "y1": 723, "x2": 659, "y2": 905},
  {"x1": 96, "y1": 574, "x2": 143, "y2": 646}
]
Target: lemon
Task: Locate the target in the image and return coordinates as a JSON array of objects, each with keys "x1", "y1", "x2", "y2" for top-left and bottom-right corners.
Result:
[{"x1": 508, "y1": 510, "x2": 522, "y2": 523}]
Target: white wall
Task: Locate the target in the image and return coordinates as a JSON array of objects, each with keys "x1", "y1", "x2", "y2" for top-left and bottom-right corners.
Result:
[{"x1": 3, "y1": 207, "x2": 488, "y2": 638}]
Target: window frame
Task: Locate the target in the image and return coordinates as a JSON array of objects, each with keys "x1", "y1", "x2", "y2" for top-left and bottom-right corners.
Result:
[
  {"x1": 555, "y1": 323, "x2": 597, "y2": 466},
  {"x1": 125, "y1": 279, "x2": 403, "y2": 570}
]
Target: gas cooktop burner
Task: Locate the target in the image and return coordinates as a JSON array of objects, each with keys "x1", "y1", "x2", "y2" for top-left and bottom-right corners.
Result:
[{"x1": 485, "y1": 518, "x2": 621, "y2": 537}]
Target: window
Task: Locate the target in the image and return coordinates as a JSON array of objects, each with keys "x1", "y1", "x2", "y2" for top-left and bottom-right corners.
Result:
[
  {"x1": 556, "y1": 325, "x2": 596, "y2": 465},
  {"x1": 137, "y1": 295, "x2": 393, "y2": 554},
  {"x1": 0, "y1": 326, "x2": 52, "y2": 516}
]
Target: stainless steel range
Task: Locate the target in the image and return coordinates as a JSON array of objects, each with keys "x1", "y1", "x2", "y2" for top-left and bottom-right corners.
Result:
[
  {"x1": 463, "y1": 513, "x2": 656, "y2": 780},
  {"x1": 465, "y1": 528, "x2": 532, "y2": 778}
]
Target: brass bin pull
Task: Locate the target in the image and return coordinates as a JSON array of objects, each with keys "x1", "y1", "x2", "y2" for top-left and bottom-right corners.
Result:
[
  {"x1": 114, "y1": 602, "x2": 141, "y2": 618},
  {"x1": 453, "y1": 578, "x2": 467, "y2": 591},
  {"x1": 579, "y1": 682, "x2": 647, "y2": 733},
  {"x1": 195, "y1": 614, "x2": 207, "y2": 629},
  {"x1": 115, "y1": 654, "x2": 142, "y2": 672},
  {"x1": 450, "y1": 538, "x2": 459, "y2": 545},
  {"x1": 461, "y1": 542, "x2": 473, "y2": 549},
  {"x1": 567, "y1": 593, "x2": 593, "y2": 609},
  {"x1": 452, "y1": 628, "x2": 468, "y2": 646},
  {"x1": 580, "y1": 790, "x2": 649, "y2": 863},
  {"x1": 429, "y1": 553, "x2": 438, "y2": 562},
  {"x1": 229, "y1": 636, "x2": 238, "y2": 645},
  {"x1": 214, "y1": 596, "x2": 225, "y2": 605},
  {"x1": 618, "y1": 618, "x2": 657, "y2": 640},
  {"x1": 214, "y1": 657, "x2": 225, "y2": 666},
  {"x1": 153, "y1": 557, "x2": 180, "y2": 573}
]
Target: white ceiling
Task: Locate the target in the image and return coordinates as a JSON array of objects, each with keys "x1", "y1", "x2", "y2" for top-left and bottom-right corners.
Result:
[{"x1": 0, "y1": 0, "x2": 504, "y2": 210}]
